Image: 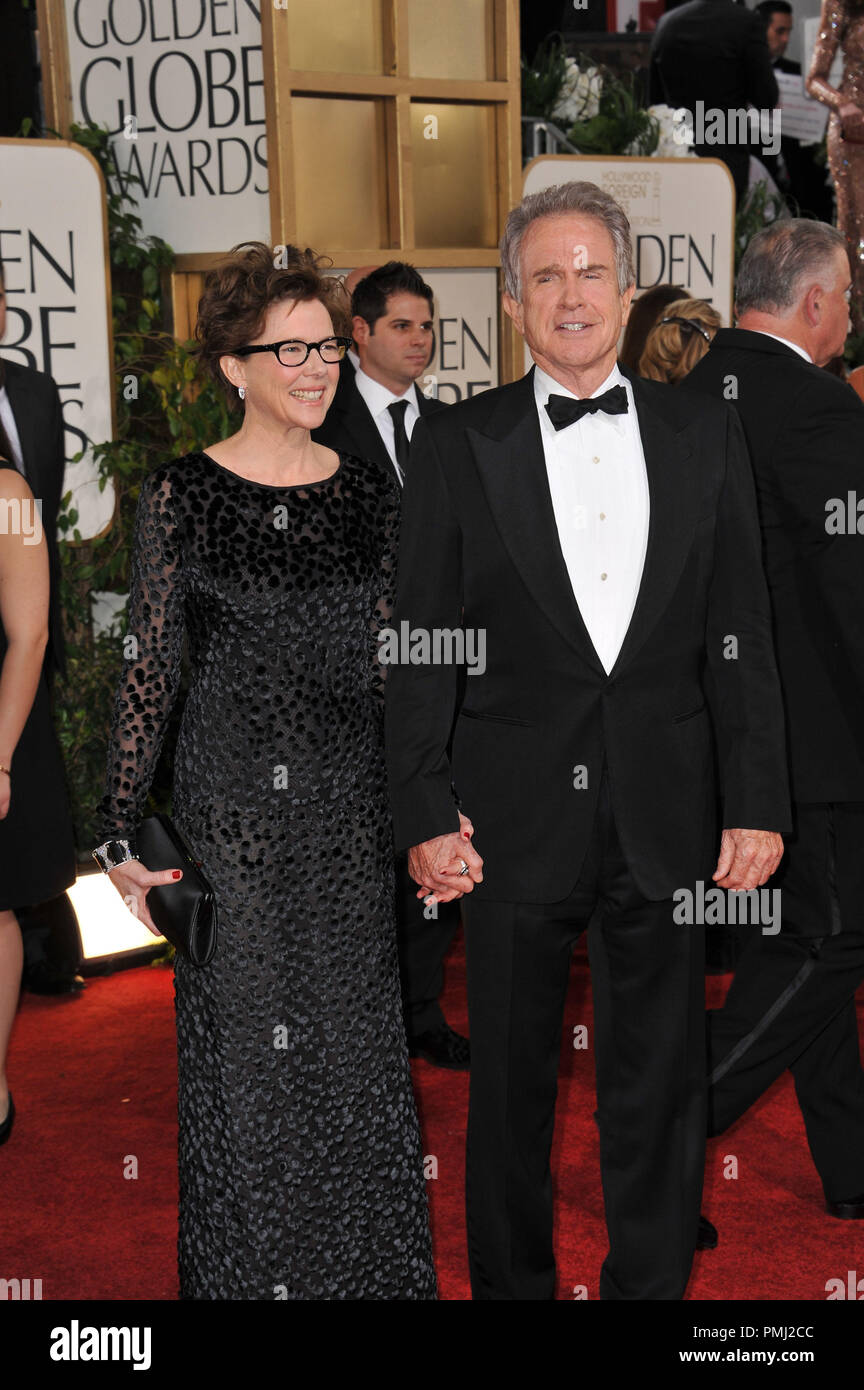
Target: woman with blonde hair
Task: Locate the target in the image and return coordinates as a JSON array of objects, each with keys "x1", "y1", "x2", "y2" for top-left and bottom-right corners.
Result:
[
  {"x1": 93, "y1": 243, "x2": 436, "y2": 1300},
  {"x1": 638, "y1": 297, "x2": 722, "y2": 383}
]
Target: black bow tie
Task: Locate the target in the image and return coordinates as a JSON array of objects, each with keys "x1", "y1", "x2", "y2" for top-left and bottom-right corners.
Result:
[{"x1": 545, "y1": 385, "x2": 629, "y2": 430}]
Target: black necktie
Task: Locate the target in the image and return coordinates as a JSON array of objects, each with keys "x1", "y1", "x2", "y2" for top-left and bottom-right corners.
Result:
[
  {"x1": 388, "y1": 400, "x2": 411, "y2": 475},
  {"x1": 545, "y1": 384, "x2": 629, "y2": 431}
]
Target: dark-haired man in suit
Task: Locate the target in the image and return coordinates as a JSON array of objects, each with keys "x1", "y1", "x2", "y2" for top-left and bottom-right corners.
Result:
[
  {"x1": 686, "y1": 217, "x2": 864, "y2": 1222},
  {"x1": 314, "y1": 262, "x2": 468, "y2": 1070},
  {"x1": 0, "y1": 257, "x2": 83, "y2": 994},
  {"x1": 385, "y1": 180, "x2": 791, "y2": 1300}
]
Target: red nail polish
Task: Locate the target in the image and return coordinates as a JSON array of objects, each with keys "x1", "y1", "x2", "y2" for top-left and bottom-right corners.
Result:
[{"x1": 172, "y1": 870, "x2": 181, "y2": 879}]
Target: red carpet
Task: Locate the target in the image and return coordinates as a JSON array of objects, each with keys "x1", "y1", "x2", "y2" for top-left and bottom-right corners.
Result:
[{"x1": 1, "y1": 935, "x2": 861, "y2": 1300}]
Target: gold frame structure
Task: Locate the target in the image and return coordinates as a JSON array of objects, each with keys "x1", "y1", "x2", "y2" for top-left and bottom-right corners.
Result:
[{"x1": 37, "y1": 0, "x2": 523, "y2": 382}]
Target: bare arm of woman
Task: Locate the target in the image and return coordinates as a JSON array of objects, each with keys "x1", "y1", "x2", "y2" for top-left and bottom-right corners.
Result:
[
  {"x1": 0, "y1": 469, "x2": 49, "y2": 821},
  {"x1": 806, "y1": 0, "x2": 862, "y2": 132}
]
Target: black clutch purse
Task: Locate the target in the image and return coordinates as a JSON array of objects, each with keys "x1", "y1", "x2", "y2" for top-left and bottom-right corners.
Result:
[{"x1": 136, "y1": 814, "x2": 218, "y2": 966}]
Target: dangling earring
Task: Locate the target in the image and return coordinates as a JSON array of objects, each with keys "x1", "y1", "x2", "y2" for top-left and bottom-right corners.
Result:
[{"x1": 238, "y1": 386, "x2": 246, "y2": 400}]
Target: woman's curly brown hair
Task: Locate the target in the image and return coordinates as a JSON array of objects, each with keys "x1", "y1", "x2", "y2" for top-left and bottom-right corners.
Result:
[{"x1": 194, "y1": 242, "x2": 350, "y2": 401}]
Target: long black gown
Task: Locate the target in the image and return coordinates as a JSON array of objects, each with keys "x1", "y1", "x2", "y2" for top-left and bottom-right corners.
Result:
[{"x1": 96, "y1": 449, "x2": 436, "y2": 1300}]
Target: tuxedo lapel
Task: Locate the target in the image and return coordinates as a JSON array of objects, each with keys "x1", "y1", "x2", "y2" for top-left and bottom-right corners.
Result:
[
  {"x1": 329, "y1": 375, "x2": 394, "y2": 474},
  {"x1": 467, "y1": 371, "x2": 606, "y2": 675},
  {"x1": 610, "y1": 372, "x2": 698, "y2": 677}
]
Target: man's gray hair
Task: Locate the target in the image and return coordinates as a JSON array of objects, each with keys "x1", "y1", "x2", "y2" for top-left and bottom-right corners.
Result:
[
  {"x1": 500, "y1": 181, "x2": 636, "y2": 300},
  {"x1": 735, "y1": 219, "x2": 847, "y2": 316}
]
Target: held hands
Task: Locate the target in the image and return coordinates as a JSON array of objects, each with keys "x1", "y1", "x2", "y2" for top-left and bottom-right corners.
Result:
[
  {"x1": 408, "y1": 811, "x2": 484, "y2": 906},
  {"x1": 713, "y1": 828, "x2": 783, "y2": 892},
  {"x1": 107, "y1": 858, "x2": 183, "y2": 936}
]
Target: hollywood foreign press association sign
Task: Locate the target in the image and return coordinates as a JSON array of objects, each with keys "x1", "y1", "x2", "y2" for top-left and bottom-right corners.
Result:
[
  {"x1": 0, "y1": 139, "x2": 114, "y2": 540},
  {"x1": 65, "y1": 0, "x2": 268, "y2": 253}
]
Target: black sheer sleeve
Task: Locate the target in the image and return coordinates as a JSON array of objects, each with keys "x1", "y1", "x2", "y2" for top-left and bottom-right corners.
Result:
[{"x1": 94, "y1": 467, "x2": 185, "y2": 847}]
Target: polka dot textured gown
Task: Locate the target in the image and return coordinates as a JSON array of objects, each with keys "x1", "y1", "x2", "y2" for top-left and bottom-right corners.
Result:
[{"x1": 96, "y1": 450, "x2": 437, "y2": 1300}]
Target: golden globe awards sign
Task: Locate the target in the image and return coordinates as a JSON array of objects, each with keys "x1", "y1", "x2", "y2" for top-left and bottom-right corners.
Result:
[
  {"x1": 523, "y1": 156, "x2": 735, "y2": 324},
  {"x1": 65, "y1": 0, "x2": 267, "y2": 252},
  {"x1": 418, "y1": 269, "x2": 499, "y2": 401},
  {"x1": 0, "y1": 139, "x2": 114, "y2": 540}
]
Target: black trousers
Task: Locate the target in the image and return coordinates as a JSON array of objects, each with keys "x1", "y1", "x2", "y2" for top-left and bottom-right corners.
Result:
[
  {"x1": 708, "y1": 802, "x2": 864, "y2": 1202},
  {"x1": 395, "y1": 855, "x2": 461, "y2": 1037},
  {"x1": 461, "y1": 777, "x2": 706, "y2": 1300}
]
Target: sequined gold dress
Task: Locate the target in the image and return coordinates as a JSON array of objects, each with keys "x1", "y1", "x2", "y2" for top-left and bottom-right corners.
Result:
[{"x1": 808, "y1": 0, "x2": 864, "y2": 330}]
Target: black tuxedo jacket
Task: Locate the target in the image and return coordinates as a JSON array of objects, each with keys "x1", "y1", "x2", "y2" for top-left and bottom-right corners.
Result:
[
  {"x1": 312, "y1": 356, "x2": 446, "y2": 482},
  {"x1": 685, "y1": 329, "x2": 864, "y2": 803},
  {"x1": 385, "y1": 365, "x2": 791, "y2": 904},
  {"x1": 1, "y1": 360, "x2": 66, "y2": 676},
  {"x1": 649, "y1": 0, "x2": 778, "y2": 194}
]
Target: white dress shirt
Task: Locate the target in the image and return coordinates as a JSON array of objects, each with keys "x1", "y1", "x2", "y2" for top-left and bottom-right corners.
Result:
[
  {"x1": 353, "y1": 367, "x2": 420, "y2": 485},
  {"x1": 0, "y1": 385, "x2": 25, "y2": 474},
  {"x1": 751, "y1": 331, "x2": 813, "y2": 364},
  {"x1": 534, "y1": 362, "x2": 650, "y2": 674}
]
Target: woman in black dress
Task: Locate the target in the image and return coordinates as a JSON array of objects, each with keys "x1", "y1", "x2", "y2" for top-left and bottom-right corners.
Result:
[
  {"x1": 93, "y1": 244, "x2": 436, "y2": 1299},
  {"x1": 0, "y1": 450, "x2": 76, "y2": 1146}
]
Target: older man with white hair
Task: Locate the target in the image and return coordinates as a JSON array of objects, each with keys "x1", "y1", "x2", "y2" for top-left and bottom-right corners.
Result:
[
  {"x1": 686, "y1": 219, "x2": 864, "y2": 1225},
  {"x1": 385, "y1": 181, "x2": 792, "y2": 1299}
]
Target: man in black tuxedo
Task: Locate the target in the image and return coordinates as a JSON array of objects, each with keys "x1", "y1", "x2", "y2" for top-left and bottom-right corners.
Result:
[
  {"x1": 685, "y1": 219, "x2": 864, "y2": 1221},
  {"x1": 649, "y1": 0, "x2": 779, "y2": 203},
  {"x1": 0, "y1": 258, "x2": 82, "y2": 994},
  {"x1": 754, "y1": 0, "x2": 834, "y2": 220},
  {"x1": 313, "y1": 262, "x2": 468, "y2": 1070},
  {"x1": 385, "y1": 181, "x2": 791, "y2": 1299}
]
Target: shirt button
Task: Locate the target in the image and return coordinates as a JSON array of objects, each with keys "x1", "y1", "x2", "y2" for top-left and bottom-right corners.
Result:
[
  {"x1": 599, "y1": 512, "x2": 606, "y2": 520},
  {"x1": 593, "y1": 455, "x2": 600, "y2": 464},
  {"x1": 600, "y1": 572, "x2": 608, "y2": 581}
]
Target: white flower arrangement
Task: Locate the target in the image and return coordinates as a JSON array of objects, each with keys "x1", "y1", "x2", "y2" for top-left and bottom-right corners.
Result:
[
  {"x1": 552, "y1": 57, "x2": 603, "y2": 128},
  {"x1": 626, "y1": 104, "x2": 698, "y2": 158}
]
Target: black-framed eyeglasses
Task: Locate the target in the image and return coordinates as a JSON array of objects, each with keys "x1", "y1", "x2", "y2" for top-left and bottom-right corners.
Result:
[
  {"x1": 233, "y1": 336, "x2": 353, "y2": 367},
  {"x1": 659, "y1": 316, "x2": 712, "y2": 343}
]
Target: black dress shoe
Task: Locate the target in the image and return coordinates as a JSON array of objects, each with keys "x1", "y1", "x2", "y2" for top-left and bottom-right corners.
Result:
[
  {"x1": 0, "y1": 1094, "x2": 15, "y2": 1147},
  {"x1": 408, "y1": 1023, "x2": 470, "y2": 1070},
  {"x1": 697, "y1": 1214, "x2": 718, "y2": 1250},
  {"x1": 826, "y1": 1193, "x2": 864, "y2": 1219}
]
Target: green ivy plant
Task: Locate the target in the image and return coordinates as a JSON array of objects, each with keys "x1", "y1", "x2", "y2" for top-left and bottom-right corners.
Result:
[
  {"x1": 521, "y1": 37, "x2": 569, "y2": 121},
  {"x1": 50, "y1": 122, "x2": 238, "y2": 853}
]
